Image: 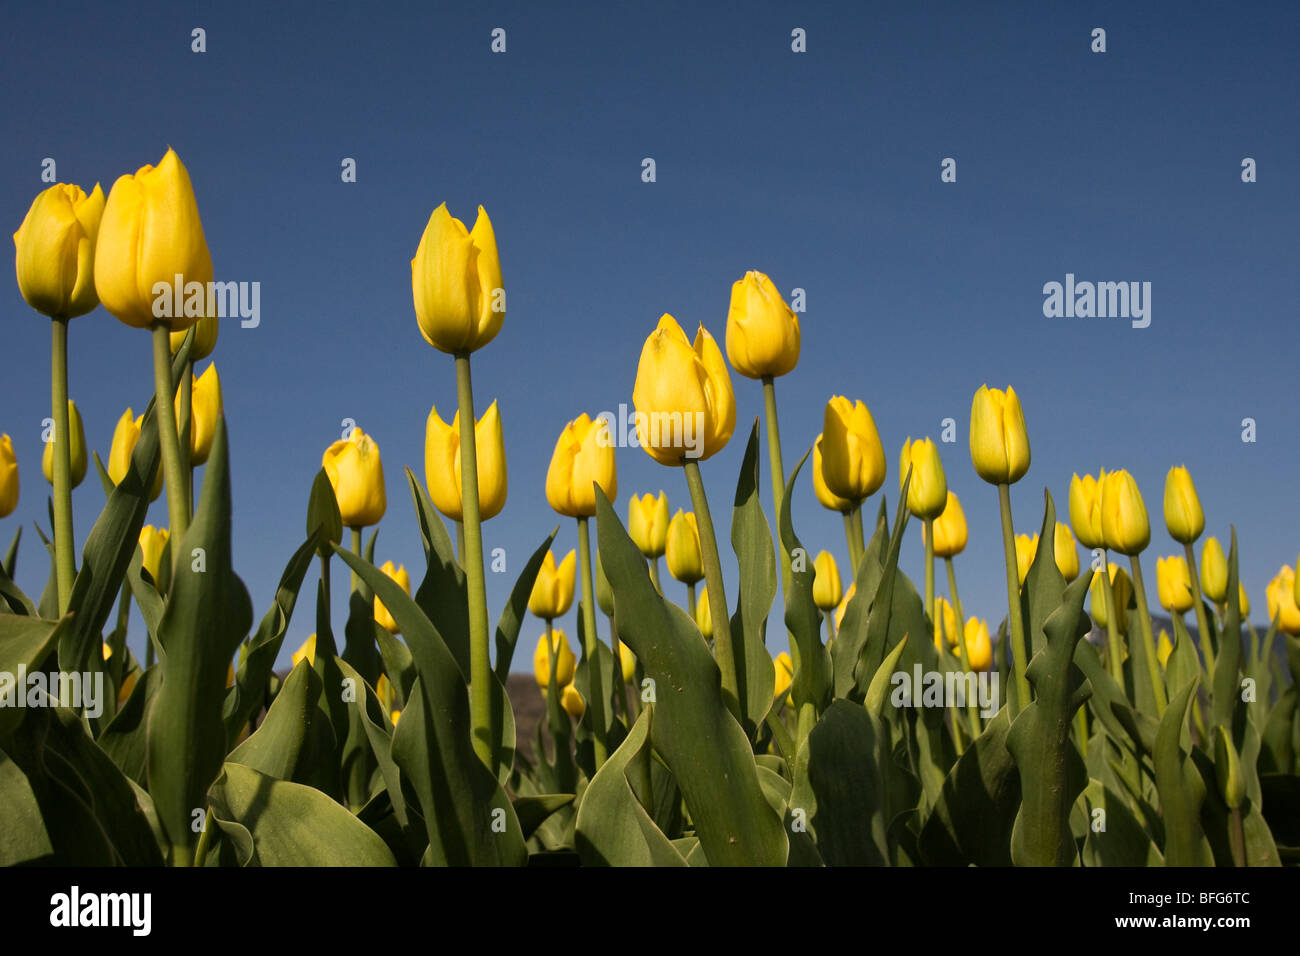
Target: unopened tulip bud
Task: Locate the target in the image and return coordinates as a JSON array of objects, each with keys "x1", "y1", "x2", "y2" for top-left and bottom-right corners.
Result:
[
  {"x1": 546, "y1": 414, "x2": 617, "y2": 518},
  {"x1": 772, "y1": 652, "x2": 794, "y2": 700},
  {"x1": 13, "y1": 182, "x2": 105, "y2": 319},
  {"x1": 42, "y1": 399, "x2": 87, "y2": 489},
  {"x1": 560, "y1": 682, "x2": 585, "y2": 718},
  {"x1": 695, "y1": 585, "x2": 712, "y2": 639},
  {"x1": 0, "y1": 435, "x2": 17, "y2": 518},
  {"x1": 899, "y1": 437, "x2": 947, "y2": 520},
  {"x1": 107, "y1": 408, "x2": 163, "y2": 501},
  {"x1": 812, "y1": 550, "x2": 842, "y2": 611},
  {"x1": 1068, "y1": 472, "x2": 1106, "y2": 550},
  {"x1": 821, "y1": 397, "x2": 886, "y2": 502},
  {"x1": 1054, "y1": 522, "x2": 1079, "y2": 581},
  {"x1": 1101, "y1": 469, "x2": 1149, "y2": 555},
  {"x1": 1156, "y1": 555, "x2": 1195, "y2": 614},
  {"x1": 927, "y1": 491, "x2": 968, "y2": 558},
  {"x1": 425, "y1": 400, "x2": 508, "y2": 521},
  {"x1": 963, "y1": 618, "x2": 993, "y2": 671},
  {"x1": 171, "y1": 315, "x2": 218, "y2": 361},
  {"x1": 812, "y1": 435, "x2": 853, "y2": 512},
  {"x1": 725, "y1": 270, "x2": 800, "y2": 379},
  {"x1": 969, "y1": 385, "x2": 1030, "y2": 485},
  {"x1": 411, "y1": 203, "x2": 504, "y2": 354},
  {"x1": 528, "y1": 550, "x2": 576, "y2": 620},
  {"x1": 1163, "y1": 466, "x2": 1204, "y2": 545},
  {"x1": 665, "y1": 510, "x2": 704, "y2": 585},
  {"x1": 138, "y1": 525, "x2": 169, "y2": 583},
  {"x1": 628, "y1": 491, "x2": 670, "y2": 558},
  {"x1": 1266, "y1": 566, "x2": 1300, "y2": 636},
  {"x1": 632, "y1": 314, "x2": 735, "y2": 465},
  {"x1": 534, "y1": 629, "x2": 576, "y2": 689},
  {"x1": 1199, "y1": 536, "x2": 1228, "y2": 603},
  {"x1": 373, "y1": 561, "x2": 411, "y2": 634},
  {"x1": 322, "y1": 426, "x2": 386, "y2": 528}
]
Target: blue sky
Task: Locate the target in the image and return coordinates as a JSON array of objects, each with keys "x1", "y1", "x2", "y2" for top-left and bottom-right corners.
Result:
[{"x1": 3, "y1": 1, "x2": 1297, "y2": 670}]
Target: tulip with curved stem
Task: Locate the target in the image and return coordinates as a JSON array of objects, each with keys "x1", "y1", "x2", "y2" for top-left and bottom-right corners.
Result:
[
  {"x1": 152, "y1": 324, "x2": 189, "y2": 570},
  {"x1": 576, "y1": 516, "x2": 607, "y2": 768},
  {"x1": 1127, "y1": 554, "x2": 1168, "y2": 717},
  {"x1": 1183, "y1": 542, "x2": 1215, "y2": 677},
  {"x1": 50, "y1": 317, "x2": 76, "y2": 612},
  {"x1": 683, "y1": 459, "x2": 738, "y2": 718}
]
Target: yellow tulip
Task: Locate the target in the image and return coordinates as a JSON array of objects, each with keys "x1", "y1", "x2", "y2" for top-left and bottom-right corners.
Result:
[
  {"x1": 632, "y1": 314, "x2": 735, "y2": 465},
  {"x1": 0, "y1": 435, "x2": 17, "y2": 518},
  {"x1": 1163, "y1": 466, "x2": 1204, "y2": 545},
  {"x1": 322, "y1": 427, "x2": 386, "y2": 528},
  {"x1": 292, "y1": 634, "x2": 316, "y2": 668},
  {"x1": 534, "y1": 629, "x2": 576, "y2": 688},
  {"x1": 835, "y1": 582, "x2": 856, "y2": 631},
  {"x1": 186, "y1": 363, "x2": 222, "y2": 466},
  {"x1": 373, "y1": 561, "x2": 411, "y2": 634},
  {"x1": 899, "y1": 437, "x2": 947, "y2": 520},
  {"x1": 411, "y1": 204, "x2": 504, "y2": 355},
  {"x1": 812, "y1": 550, "x2": 842, "y2": 611},
  {"x1": 962, "y1": 618, "x2": 993, "y2": 671},
  {"x1": 170, "y1": 315, "x2": 218, "y2": 361},
  {"x1": 1014, "y1": 533, "x2": 1038, "y2": 586},
  {"x1": 927, "y1": 491, "x2": 968, "y2": 558},
  {"x1": 1157, "y1": 629, "x2": 1174, "y2": 667},
  {"x1": 812, "y1": 435, "x2": 853, "y2": 512},
  {"x1": 117, "y1": 667, "x2": 138, "y2": 707},
  {"x1": 138, "y1": 525, "x2": 169, "y2": 583},
  {"x1": 695, "y1": 585, "x2": 713, "y2": 639},
  {"x1": 560, "y1": 682, "x2": 585, "y2": 718},
  {"x1": 1054, "y1": 522, "x2": 1080, "y2": 581},
  {"x1": 725, "y1": 270, "x2": 800, "y2": 379},
  {"x1": 1090, "y1": 562, "x2": 1132, "y2": 633},
  {"x1": 821, "y1": 397, "x2": 886, "y2": 502},
  {"x1": 424, "y1": 400, "x2": 507, "y2": 521},
  {"x1": 1101, "y1": 469, "x2": 1149, "y2": 555},
  {"x1": 391, "y1": 709, "x2": 402, "y2": 726},
  {"x1": 1068, "y1": 472, "x2": 1106, "y2": 551},
  {"x1": 618, "y1": 642, "x2": 636, "y2": 684},
  {"x1": 1156, "y1": 555, "x2": 1194, "y2": 614},
  {"x1": 13, "y1": 182, "x2": 105, "y2": 319},
  {"x1": 42, "y1": 399, "x2": 87, "y2": 489},
  {"x1": 545, "y1": 413, "x2": 617, "y2": 518},
  {"x1": 1239, "y1": 581, "x2": 1251, "y2": 618},
  {"x1": 94, "y1": 148, "x2": 213, "y2": 331},
  {"x1": 376, "y1": 673, "x2": 394, "y2": 712},
  {"x1": 1265, "y1": 565, "x2": 1300, "y2": 635},
  {"x1": 665, "y1": 510, "x2": 704, "y2": 584},
  {"x1": 969, "y1": 384, "x2": 1030, "y2": 485},
  {"x1": 933, "y1": 595, "x2": 959, "y2": 648},
  {"x1": 773, "y1": 652, "x2": 794, "y2": 699},
  {"x1": 596, "y1": 552, "x2": 615, "y2": 616},
  {"x1": 1199, "y1": 536, "x2": 1227, "y2": 602},
  {"x1": 106, "y1": 408, "x2": 163, "y2": 501},
  {"x1": 628, "y1": 492, "x2": 670, "y2": 558},
  {"x1": 528, "y1": 549, "x2": 576, "y2": 619}
]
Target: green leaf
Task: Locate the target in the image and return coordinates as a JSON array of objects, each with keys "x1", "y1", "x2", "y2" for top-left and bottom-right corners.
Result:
[
  {"x1": 778, "y1": 451, "x2": 833, "y2": 726},
  {"x1": 0, "y1": 614, "x2": 64, "y2": 736},
  {"x1": 515, "y1": 793, "x2": 576, "y2": 842},
  {"x1": 0, "y1": 748, "x2": 53, "y2": 864},
  {"x1": 494, "y1": 531, "x2": 557, "y2": 683},
  {"x1": 306, "y1": 468, "x2": 343, "y2": 559},
  {"x1": 404, "y1": 467, "x2": 470, "y2": 676},
  {"x1": 1154, "y1": 679, "x2": 1215, "y2": 865},
  {"x1": 1082, "y1": 777, "x2": 1163, "y2": 866},
  {"x1": 226, "y1": 660, "x2": 327, "y2": 784}
]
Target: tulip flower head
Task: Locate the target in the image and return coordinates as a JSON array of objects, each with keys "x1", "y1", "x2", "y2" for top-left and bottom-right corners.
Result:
[
  {"x1": 725, "y1": 270, "x2": 800, "y2": 379},
  {"x1": 1156, "y1": 555, "x2": 1195, "y2": 614},
  {"x1": 1054, "y1": 522, "x2": 1080, "y2": 581},
  {"x1": 1068, "y1": 472, "x2": 1106, "y2": 551},
  {"x1": 695, "y1": 584, "x2": 713, "y2": 639},
  {"x1": 812, "y1": 550, "x2": 842, "y2": 611},
  {"x1": 186, "y1": 363, "x2": 222, "y2": 466},
  {"x1": 632, "y1": 314, "x2": 735, "y2": 465},
  {"x1": 1157, "y1": 629, "x2": 1174, "y2": 667},
  {"x1": 292, "y1": 634, "x2": 317, "y2": 669},
  {"x1": 138, "y1": 525, "x2": 170, "y2": 584},
  {"x1": 899, "y1": 437, "x2": 947, "y2": 520},
  {"x1": 665, "y1": 510, "x2": 704, "y2": 584},
  {"x1": 773, "y1": 652, "x2": 794, "y2": 700},
  {"x1": 1163, "y1": 466, "x2": 1204, "y2": 545},
  {"x1": 969, "y1": 385, "x2": 1030, "y2": 485},
  {"x1": 628, "y1": 491, "x2": 670, "y2": 558},
  {"x1": 618, "y1": 643, "x2": 636, "y2": 684},
  {"x1": 14, "y1": 182, "x2": 105, "y2": 320},
  {"x1": 322, "y1": 426, "x2": 386, "y2": 528},
  {"x1": 170, "y1": 315, "x2": 218, "y2": 361},
  {"x1": 1100, "y1": 469, "x2": 1149, "y2": 555},
  {"x1": 534, "y1": 629, "x2": 576, "y2": 689},
  {"x1": 560, "y1": 683, "x2": 585, "y2": 719},
  {"x1": 1266, "y1": 565, "x2": 1300, "y2": 636},
  {"x1": 546, "y1": 414, "x2": 617, "y2": 518},
  {"x1": 0, "y1": 435, "x2": 17, "y2": 518},
  {"x1": 107, "y1": 408, "x2": 163, "y2": 501},
  {"x1": 425, "y1": 400, "x2": 508, "y2": 521},
  {"x1": 411, "y1": 203, "x2": 504, "y2": 354},
  {"x1": 373, "y1": 561, "x2": 411, "y2": 634},
  {"x1": 821, "y1": 397, "x2": 887, "y2": 503},
  {"x1": 812, "y1": 434, "x2": 853, "y2": 512},
  {"x1": 933, "y1": 595, "x2": 960, "y2": 648},
  {"x1": 1200, "y1": 536, "x2": 1228, "y2": 603},
  {"x1": 963, "y1": 618, "x2": 993, "y2": 671},
  {"x1": 926, "y1": 491, "x2": 968, "y2": 558},
  {"x1": 528, "y1": 549, "x2": 576, "y2": 620},
  {"x1": 42, "y1": 400, "x2": 87, "y2": 489}
]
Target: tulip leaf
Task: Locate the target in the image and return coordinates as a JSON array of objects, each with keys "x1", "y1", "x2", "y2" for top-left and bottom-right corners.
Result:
[
  {"x1": 0, "y1": 749, "x2": 53, "y2": 864},
  {"x1": 1212, "y1": 530, "x2": 1244, "y2": 731},
  {"x1": 0, "y1": 539, "x2": 34, "y2": 616},
  {"x1": 1166, "y1": 614, "x2": 1201, "y2": 705},
  {"x1": 1073, "y1": 639, "x2": 1157, "y2": 758},
  {"x1": 0, "y1": 614, "x2": 65, "y2": 736},
  {"x1": 403, "y1": 467, "x2": 471, "y2": 676},
  {"x1": 865, "y1": 633, "x2": 911, "y2": 719},
  {"x1": 494, "y1": 531, "x2": 557, "y2": 682},
  {"x1": 96, "y1": 665, "x2": 159, "y2": 786},
  {"x1": 1154, "y1": 679, "x2": 1215, "y2": 865},
  {"x1": 1081, "y1": 777, "x2": 1163, "y2": 866},
  {"x1": 1020, "y1": 491, "x2": 1069, "y2": 659},
  {"x1": 2, "y1": 526, "x2": 18, "y2": 579},
  {"x1": 208, "y1": 762, "x2": 396, "y2": 866},
  {"x1": 145, "y1": 418, "x2": 254, "y2": 863},
  {"x1": 306, "y1": 468, "x2": 343, "y2": 558},
  {"x1": 226, "y1": 659, "x2": 329, "y2": 785},
  {"x1": 778, "y1": 451, "x2": 833, "y2": 728},
  {"x1": 1258, "y1": 687, "x2": 1297, "y2": 775},
  {"x1": 595, "y1": 487, "x2": 788, "y2": 865}
]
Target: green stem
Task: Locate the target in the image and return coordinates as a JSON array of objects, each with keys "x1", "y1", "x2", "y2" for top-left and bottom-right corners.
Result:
[
  {"x1": 544, "y1": 618, "x2": 574, "y2": 793},
  {"x1": 1229, "y1": 806, "x2": 1247, "y2": 867},
  {"x1": 1102, "y1": 557, "x2": 1125, "y2": 689},
  {"x1": 349, "y1": 526, "x2": 362, "y2": 597},
  {"x1": 456, "y1": 519, "x2": 465, "y2": 566},
  {"x1": 648, "y1": 557, "x2": 662, "y2": 595},
  {"x1": 1184, "y1": 542, "x2": 1216, "y2": 678},
  {"x1": 453, "y1": 352, "x2": 493, "y2": 771},
  {"x1": 683, "y1": 459, "x2": 739, "y2": 719},
  {"x1": 923, "y1": 517, "x2": 935, "y2": 634},
  {"x1": 824, "y1": 610, "x2": 836, "y2": 645},
  {"x1": 50, "y1": 317, "x2": 75, "y2": 614},
  {"x1": 946, "y1": 556, "x2": 982, "y2": 739},
  {"x1": 178, "y1": 359, "x2": 193, "y2": 516},
  {"x1": 761, "y1": 375, "x2": 791, "y2": 598},
  {"x1": 576, "y1": 516, "x2": 608, "y2": 769},
  {"x1": 997, "y1": 483, "x2": 1031, "y2": 714},
  {"x1": 608, "y1": 610, "x2": 625, "y2": 723},
  {"x1": 844, "y1": 505, "x2": 865, "y2": 574},
  {"x1": 686, "y1": 581, "x2": 697, "y2": 620},
  {"x1": 152, "y1": 324, "x2": 188, "y2": 573},
  {"x1": 319, "y1": 552, "x2": 332, "y2": 649},
  {"x1": 191, "y1": 809, "x2": 213, "y2": 867},
  {"x1": 1128, "y1": 553, "x2": 1168, "y2": 717}
]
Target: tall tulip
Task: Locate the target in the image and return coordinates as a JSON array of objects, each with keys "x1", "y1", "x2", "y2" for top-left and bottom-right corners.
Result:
[
  {"x1": 1156, "y1": 555, "x2": 1195, "y2": 614},
  {"x1": 15, "y1": 181, "x2": 105, "y2": 612},
  {"x1": 970, "y1": 384, "x2": 1031, "y2": 714},
  {"x1": 42, "y1": 399, "x2": 87, "y2": 489},
  {"x1": 0, "y1": 435, "x2": 18, "y2": 519},
  {"x1": 322, "y1": 427, "x2": 386, "y2": 531},
  {"x1": 900, "y1": 437, "x2": 946, "y2": 631},
  {"x1": 822, "y1": 397, "x2": 886, "y2": 569},
  {"x1": 425, "y1": 401, "x2": 507, "y2": 523}
]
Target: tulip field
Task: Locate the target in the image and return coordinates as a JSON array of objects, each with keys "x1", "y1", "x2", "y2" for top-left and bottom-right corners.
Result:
[{"x1": 1, "y1": 143, "x2": 1297, "y2": 872}]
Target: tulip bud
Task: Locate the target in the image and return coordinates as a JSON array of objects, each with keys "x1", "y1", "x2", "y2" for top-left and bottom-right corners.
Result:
[
  {"x1": 812, "y1": 550, "x2": 842, "y2": 612},
  {"x1": 0, "y1": 435, "x2": 17, "y2": 518},
  {"x1": 1012, "y1": 533, "x2": 1036, "y2": 587},
  {"x1": 138, "y1": 525, "x2": 169, "y2": 584},
  {"x1": 376, "y1": 674, "x2": 395, "y2": 713},
  {"x1": 618, "y1": 643, "x2": 636, "y2": 684},
  {"x1": 899, "y1": 437, "x2": 947, "y2": 520},
  {"x1": 595, "y1": 552, "x2": 615, "y2": 617},
  {"x1": 963, "y1": 618, "x2": 993, "y2": 671},
  {"x1": 969, "y1": 385, "x2": 1030, "y2": 485},
  {"x1": 1238, "y1": 580, "x2": 1251, "y2": 618},
  {"x1": 545, "y1": 413, "x2": 617, "y2": 518},
  {"x1": 171, "y1": 315, "x2": 218, "y2": 361},
  {"x1": 772, "y1": 652, "x2": 794, "y2": 700},
  {"x1": 1157, "y1": 629, "x2": 1174, "y2": 667},
  {"x1": 1101, "y1": 469, "x2": 1149, "y2": 555},
  {"x1": 1163, "y1": 466, "x2": 1204, "y2": 545},
  {"x1": 94, "y1": 149, "x2": 213, "y2": 331},
  {"x1": 834, "y1": 582, "x2": 856, "y2": 632},
  {"x1": 695, "y1": 584, "x2": 713, "y2": 639},
  {"x1": 628, "y1": 491, "x2": 670, "y2": 558},
  {"x1": 292, "y1": 634, "x2": 316, "y2": 669},
  {"x1": 1156, "y1": 555, "x2": 1194, "y2": 614},
  {"x1": 528, "y1": 550, "x2": 576, "y2": 620},
  {"x1": 1090, "y1": 562, "x2": 1132, "y2": 633},
  {"x1": 1068, "y1": 472, "x2": 1106, "y2": 550},
  {"x1": 411, "y1": 203, "x2": 504, "y2": 354},
  {"x1": 821, "y1": 397, "x2": 887, "y2": 502},
  {"x1": 42, "y1": 399, "x2": 87, "y2": 489},
  {"x1": 725, "y1": 270, "x2": 800, "y2": 379},
  {"x1": 1214, "y1": 726, "x2": 1246, "y2": 810},
  {"x1": 373, "y1": 561, "x2": 411, "y2": 634},
  {"x1": 1054, "y1": 522, "x2": 1080, "y2": 581},
  {"x1": 665, "y1": 510, "x2": 704, "y2": 585},
  {"x1": 632, "y1": 314, "x2": 735, "y2": 465},
  {"x1": 322, "y1": 427, "x2": 386, "y2": 528},
  {"x1": 1266, "y1": 566, "x2": 1300, "y2": 636},
  {"x1": 425, "y1": 400, "x2": 508, "y2": 521},
  {"x1": 926, "y1": 491, "x2": 968, "y2": 558},
  {"x1": 107, "y1": 408, "x2": 163, "y2": 501},
  {"x1": 186, "y1": 363, "x2": 222, "y2": 466},
  {"x1": 812, "y1": 435, "x2": 853, "y2": 512},
  {"x1": 560, "y1": 682, "x2": 585, "y2": 718},
  {"x1": 1199, "y1": 537, "x2": 1228, "y2": 602},
  {"x1": 13, "y1": 182, "x2": 105, "y2": 319},
  {"x1": 933, "y1": 596, "x2": 959, "y2": 648},
  {"x1": 391, "y1": 709, "x2": 402, "y2": 726},
  {"x1": 534, "y1": 629, "x2": 576, "y2": 689}
]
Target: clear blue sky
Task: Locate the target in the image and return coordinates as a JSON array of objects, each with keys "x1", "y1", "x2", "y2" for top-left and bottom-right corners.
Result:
[{"x1": 3, "y1": 1, "x2": 1297, "y2": 671}]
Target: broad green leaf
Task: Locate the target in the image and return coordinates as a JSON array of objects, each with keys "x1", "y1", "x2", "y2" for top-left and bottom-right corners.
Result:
[
  {"x1": 1154, "y1": 680, "x2": 1214, "y2": 865},
  {"x1": 729, "y1": 422, "x2": 777, "y2": 740},
  {"x1": 778, "y1": 451, "x2": 833, "y2": 727},
  {"x1": 404, "y1": 467, "x2": 470, "y2": 675},
  {"x1": 0, "y1": 748, "x2": 53, "y2": 864},
  {"x1": 1082, "y1": 777, "x2": 1163, "y2": 866}
]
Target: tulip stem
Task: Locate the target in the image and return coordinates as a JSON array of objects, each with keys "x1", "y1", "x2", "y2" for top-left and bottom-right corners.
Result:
[
  {"x1": 648, "y1": 557, "x2": 662, "y2": 595},
  {"x1": 761, "y1": 376, "x2": 792, "y2": 598},
  {"x1": 844, "y1": 506, "x2": 865, "y2": 575},
  {"x1": 686, "y1": 582, "x2": 697, "y2": 620},
  {"x1": 453, "y1": 352, "x2": 493, "y2": 771},
  {"x1": 50, "y1": 317, "x2": 75, "y2": 615},
  {"x1": 684, "y1": 459, "x2": 740, "y2": 720},
  {"x1": 456, "y1": 520, "x2": 465, "y2": 565},
  {"x1": 576, "y1": 517, "x2": 608, "y2": 769},
  {"x1": 997, "y1": 484, "x2": 1031, "y2": 714},
  {"x1": 946, "y1": 556, "x2": 982, "y2": 738},
  {"x1": 349, "y1": 527, "x2": 362, "y2": 597},
  {"x1": 1184, "y1": 542, "x2": 1216, "y2": 678},
  {"x1": 152, "y1": 324, "x2": 189, "y2": 572},
  {"x1": 178, "y1": 359, "x2": 193, "y2": 516},
  {"x1": 608, "y1": 610, "x2": 625, "y2": 723},
  {"x1": 824, "y1": 611, "x2": 836, "y2": 645},
  {"x1": 1101, "y1": 557, "x2": 1125, "y2": 689},
  {"x1": 1128, "y1": 554, "x2": 1168, "y2": 718},
  {"x1": 923, "y1": 517, "x2": 936, "y2": 635}
]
